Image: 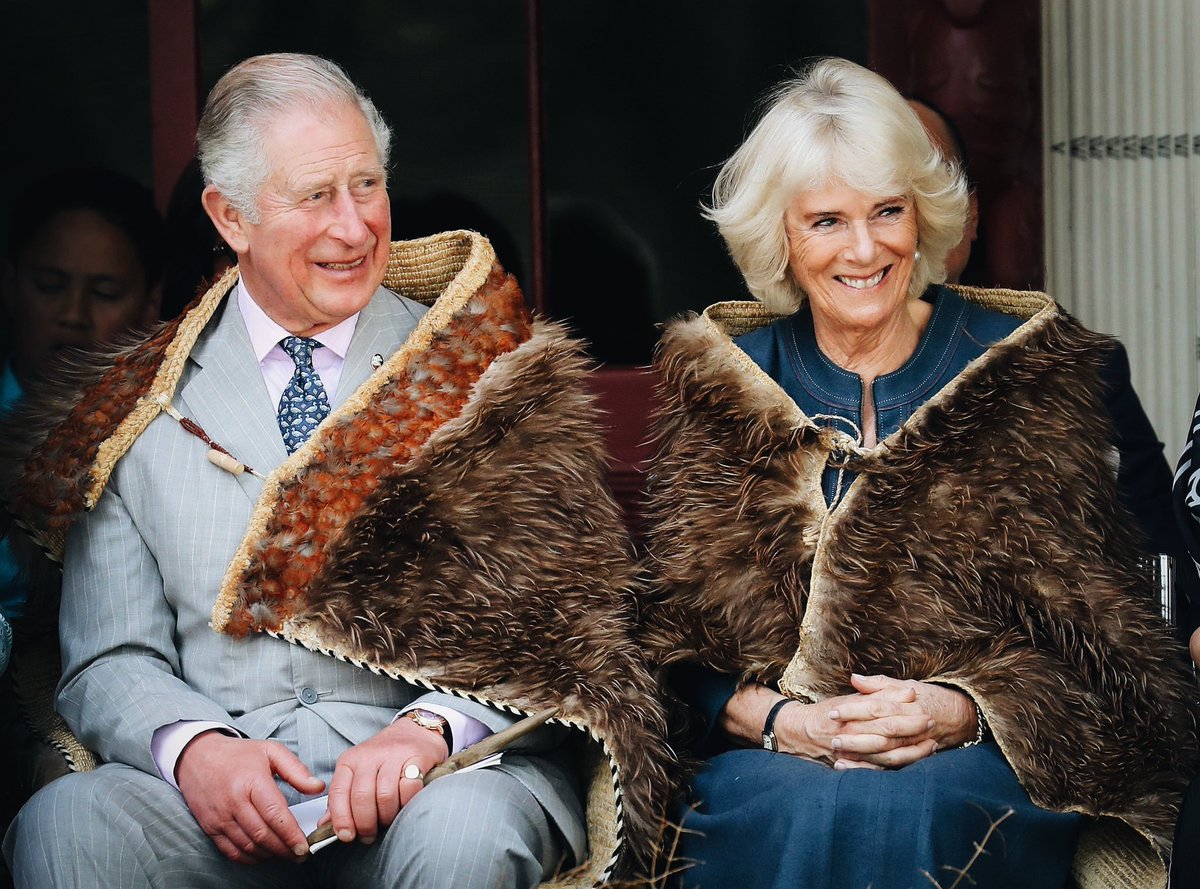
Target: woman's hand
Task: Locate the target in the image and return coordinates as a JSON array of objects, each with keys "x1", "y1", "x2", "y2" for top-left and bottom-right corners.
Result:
[
  {"x1": 833, "y1": 674, "x2": 977, "y2": 769},
  {"x1": 718, "y1": 681, "x2": 935, "y2": 768},
  {"x1": 718, "y1": 674, "x2": 978, "y2": 771}
]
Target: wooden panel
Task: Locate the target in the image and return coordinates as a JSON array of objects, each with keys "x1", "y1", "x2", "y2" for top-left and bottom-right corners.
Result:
[
  {"x1": 869, "y1": 0, "x2": 1044, "y2": 291},
  {"x1": 586, "y1": 366, "x2": 660, "y2": 548},
  {"x1": 148, "y1": 0, "x2": 201, "y2": 214}
]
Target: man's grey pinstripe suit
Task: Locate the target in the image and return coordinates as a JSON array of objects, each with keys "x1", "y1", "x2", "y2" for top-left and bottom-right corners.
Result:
[{"x1": 3, "y1": 285, "x2": 584, "y2": 888}]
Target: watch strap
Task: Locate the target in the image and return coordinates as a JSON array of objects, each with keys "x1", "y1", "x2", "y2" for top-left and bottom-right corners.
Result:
[{"x1": 762, "y1": 697, "x2": 794, "y2": 751}]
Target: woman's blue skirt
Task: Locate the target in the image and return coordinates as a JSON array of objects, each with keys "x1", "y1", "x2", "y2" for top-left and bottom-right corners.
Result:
[{"x1": 673, "y1": 742, "x2": 1081, "y2": 889}]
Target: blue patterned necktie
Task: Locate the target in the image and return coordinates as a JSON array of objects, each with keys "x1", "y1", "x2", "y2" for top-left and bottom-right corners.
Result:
[{"x1": 277, "y1": 336, "x2": 331, "y2": 454}]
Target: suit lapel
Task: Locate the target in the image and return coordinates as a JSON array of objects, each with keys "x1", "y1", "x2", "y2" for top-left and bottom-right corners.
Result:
[
  {"x1": 177, "y1": 290, "x2": 287, "y2": 504},
  {"x1": 332, "y1": 286, "x2": 424, "y2": 409},
  {"x1": 172, "y1": 286, "x2": 425, "y2": 504}
]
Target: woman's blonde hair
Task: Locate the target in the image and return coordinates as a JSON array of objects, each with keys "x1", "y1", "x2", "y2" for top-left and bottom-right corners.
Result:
[{"x1": 704, "y1": 58, "x2": 968, "y2": 313}]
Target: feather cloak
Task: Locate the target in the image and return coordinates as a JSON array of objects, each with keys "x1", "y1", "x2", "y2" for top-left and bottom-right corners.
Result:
[
  {"x1": 641, "y1": 287, "x2": 1198, "y2": 884},
  {"x1": 1, "y1": 231, "x2": 673, "y2": 887}
]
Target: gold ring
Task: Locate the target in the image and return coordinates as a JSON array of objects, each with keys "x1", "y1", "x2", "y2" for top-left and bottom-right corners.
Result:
[{"x1": 402, "y1": 762, "x2": 425, "y2": 781}]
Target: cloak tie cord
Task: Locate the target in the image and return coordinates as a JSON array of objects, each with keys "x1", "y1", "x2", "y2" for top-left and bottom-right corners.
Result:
[
  {"x1": 155, "y1": 394, "x2": 267, "y2": 479},
  {"x1": 806, "y1": 415, "x2": 864, "y2": 513}
]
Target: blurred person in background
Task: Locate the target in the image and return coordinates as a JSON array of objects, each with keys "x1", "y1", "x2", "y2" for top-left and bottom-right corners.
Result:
[
  {"x1": 0, "y1": 167, "x2": 162, "y2": 888},
  {"x1": 911, "y1": 96, "x2": 1200, "y2": 641},
  {"x1": 0, "y1": 167, "x2": 163, "y2": 662},
  {"x1": 2, "y1": 168, "x2": 162, "y2": 391}
]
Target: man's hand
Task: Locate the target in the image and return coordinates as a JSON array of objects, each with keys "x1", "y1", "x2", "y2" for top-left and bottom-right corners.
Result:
[
  {"x1": 176, "y1": 730, "x2": 326, "y2": 864},
  {"x1": 324, "y1": 717, "x2": 450, "y2": 846}
]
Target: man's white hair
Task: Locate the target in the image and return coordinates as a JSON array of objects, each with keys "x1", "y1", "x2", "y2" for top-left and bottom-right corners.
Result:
[{"x1": 197, "y1": 53, "x2": 391, "y2": 222}]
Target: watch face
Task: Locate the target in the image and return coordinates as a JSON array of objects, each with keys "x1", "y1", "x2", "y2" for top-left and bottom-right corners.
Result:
[{"x1": 409, "y1": 709, "x2": 447, "y2": 731}]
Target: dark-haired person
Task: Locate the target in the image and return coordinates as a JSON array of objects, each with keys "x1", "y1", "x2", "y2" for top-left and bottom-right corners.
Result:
[
  {"x1": 0, "y1": 168, "x2": 163, "y2": 665},
  {"x1": 2, "y1": 168, "x2": 163, "y2": 389},
  {"x1": 161, "y1": 158, "x2": 236, "y2": 321}
]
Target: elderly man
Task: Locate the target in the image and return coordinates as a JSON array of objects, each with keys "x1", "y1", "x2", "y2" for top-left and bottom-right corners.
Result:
[{"x1": 1, "y1": 53, "x2": 668, "y2": 889}]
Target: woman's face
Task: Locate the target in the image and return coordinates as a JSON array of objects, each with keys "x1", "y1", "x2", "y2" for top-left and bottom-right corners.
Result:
[
  {"x1": 783, "y1": 183, "x2": 919, "y2": 337},
  {"x1": 3, "y1": 209, "x2": 157, "y2": 382}
]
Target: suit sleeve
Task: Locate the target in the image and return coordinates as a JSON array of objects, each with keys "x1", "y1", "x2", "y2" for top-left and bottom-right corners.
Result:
[
  {"x1": 56, "y1": 478, "x2": 237, "y2": 777},
  {"x1": 1100, "y1": 341, "x2": 1200, "y2": 637},
  {"x1": 665, "y1": 662, "x2": 738, "y2": 750}
]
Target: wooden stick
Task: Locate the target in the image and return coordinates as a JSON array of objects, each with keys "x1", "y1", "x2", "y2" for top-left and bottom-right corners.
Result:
[
  {"x1": 305, "y1": 706, "x2": 559, "y2": 848},
  {"x1": 155, "y1": 394, "x2": 266, "y2": 479},
  {"x1": 424, "y1": 706, "x2": 559, "y2": 782}
]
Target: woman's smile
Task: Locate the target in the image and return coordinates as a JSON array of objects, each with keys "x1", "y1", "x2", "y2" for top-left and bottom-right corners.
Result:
[{"x1": 834, "y1": 265, "x2": 890, "y2": 290}]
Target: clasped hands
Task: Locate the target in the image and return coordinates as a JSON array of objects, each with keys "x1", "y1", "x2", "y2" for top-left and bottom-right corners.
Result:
[
  {"x1": 723, "y1": 673, "x2": 977, "y2": 770},
  {"x1": 175, "y1": 717, "x2": 448, "y2": 864}
]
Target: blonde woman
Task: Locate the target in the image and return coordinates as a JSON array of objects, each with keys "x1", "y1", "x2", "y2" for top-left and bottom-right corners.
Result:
[{"x1": 644, "y1": 58, "x2": 1196, "y2": 889}]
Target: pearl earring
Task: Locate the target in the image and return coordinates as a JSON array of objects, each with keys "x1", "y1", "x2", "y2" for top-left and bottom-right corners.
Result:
[{"x1": 914, "y1": 249, "x2": 922, "y2": 262}]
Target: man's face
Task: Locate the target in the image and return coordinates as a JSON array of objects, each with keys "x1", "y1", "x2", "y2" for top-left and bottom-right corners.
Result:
[
  {"x1": 908, "y1": 100, "x2": 976, "y2": 284},
  {"x1": 3, "y1": 209, "x2": 156, "y2": 382},
  {"x1": 212, "y1": 102, "x2": 391, "y2": 336}
]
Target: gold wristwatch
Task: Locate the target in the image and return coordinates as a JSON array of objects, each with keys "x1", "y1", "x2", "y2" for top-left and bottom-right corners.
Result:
[{"x1": 405, "y1": 708, "x2": 453, "y2": 751}]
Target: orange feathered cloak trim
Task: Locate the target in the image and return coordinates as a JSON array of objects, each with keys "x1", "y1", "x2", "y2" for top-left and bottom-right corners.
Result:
[
  {"x1": 7, "y1": 230, "x2": 522, "y2": 570},
  {"x1": 211, "y1": 248, "x2": 530, "y2": 636}
]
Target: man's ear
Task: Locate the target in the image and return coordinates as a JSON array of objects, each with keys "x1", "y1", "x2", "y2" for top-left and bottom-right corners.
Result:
[{"x1": 202, "y1": 186, "x2": 251, "y2": 254}]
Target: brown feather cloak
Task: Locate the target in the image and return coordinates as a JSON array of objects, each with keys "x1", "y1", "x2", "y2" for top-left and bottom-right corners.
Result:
[
  {"x1": 640, "y1": 287, "x2": 1198, "y2": 883},
  {"x1": 1, "y1": 231, "x2": 673, "y2": 887}
]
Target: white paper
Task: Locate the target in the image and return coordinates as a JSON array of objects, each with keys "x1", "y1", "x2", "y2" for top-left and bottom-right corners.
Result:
[
  {"x1": 453, "y1": 751, "x2": 504, "y2": 775},
  {"x1": 290, "y1": 796, "x2": 338, "y2": 853}
]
